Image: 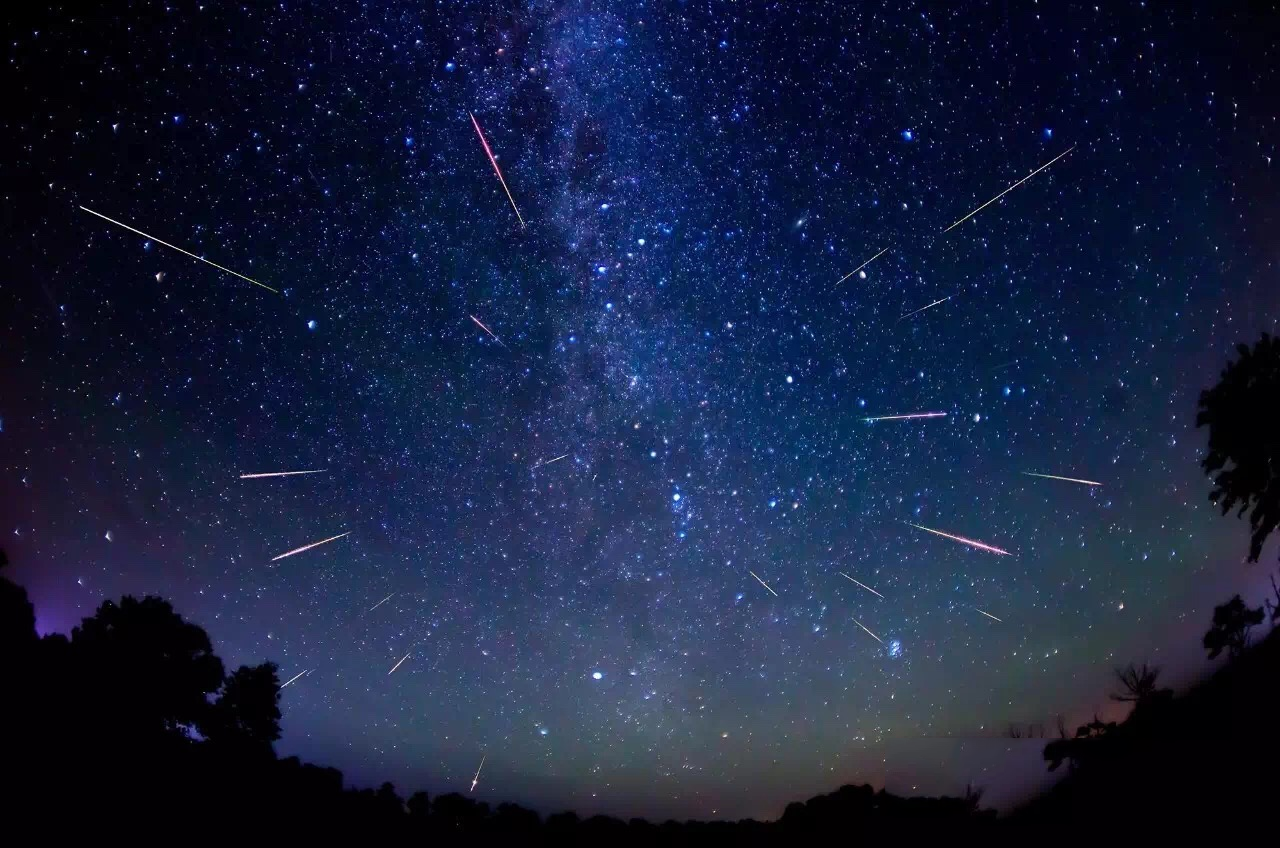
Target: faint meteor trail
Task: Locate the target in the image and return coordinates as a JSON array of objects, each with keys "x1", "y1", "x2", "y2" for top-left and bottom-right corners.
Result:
[
  {"x1": 281, "y1": 669, "x2": 310, "y2": 687},
  {"x1": 863, "y1": 411, "x2": 948, "y2": 423},
  {"x1": 388, "y1": 653, "x2": 412, "y2": 675},
  {"x1": 532, "y1": 453, "x2": 569, "y2": 469},
  {"x1": 368, "y1": 593, "x2": 395, "y2": 612},
  {"x1": 470, "y1": 753, "x2": 486, "y2": 793},
  {"x1": 270, "y1": 531, "x2": 350, "y2": 562},
  {"x1": 852, "y1": 618, "x2": 884, "y2": 644},
  {"x1": 1022, "y1": 472, "x2": 1102, "y2": 486},
  {"x1": 898, "y1": 296, "x2": 953, "y2": 321},
  {"x1": 943, "y1": 145, "x2": 1077, "y2": 232},
  {"x1": 469, "y1": 314, "x2": 508, "y2": 349},
  {"x1": 904, "y1": 522, "x2": 1013, "y2": 556},
  {"x1": 973, "y1": 607, "x2": 1004, "y2": 623},
  {"x1": 748, "y1": 570, "x2": 779, "y2": 597},
  {"x1": 239, "y1": 469, "x2": 326, "y2": 480},
  {"x1": 835, "y1": 247, "x2": 889, "y2": 286},
  {"x1": 838, "y1": 572, "x2": 884, "y2": 599},
  {"x1": 79, "y1": 205, "x2": 279, "y2": 294},
  {"x1": 469, "y1": 112, "x2": 525, "y2": 227}
]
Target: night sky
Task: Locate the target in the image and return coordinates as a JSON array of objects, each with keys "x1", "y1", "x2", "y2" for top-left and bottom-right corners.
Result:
[{"x1": 3, "y1": 0, "x2": 1279, "y2": 822}]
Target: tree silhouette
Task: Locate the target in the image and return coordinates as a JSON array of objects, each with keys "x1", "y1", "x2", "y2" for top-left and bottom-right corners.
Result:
[
  {"x1": 0, "y1": 548, "x2": 37, "y2": 652},
  {"x1": 1203, "y1": 595, "x2": 1265, "y2": 660},
  {"x1": 203, "y1": 661, "x2": 282, "y2": 755},
  {"x1": 1197, "y1": 333, "x2": 1280, "y2": 562},
  {"x1": 1111, "y1": 662, "x2": 1171, "y2": 707}
]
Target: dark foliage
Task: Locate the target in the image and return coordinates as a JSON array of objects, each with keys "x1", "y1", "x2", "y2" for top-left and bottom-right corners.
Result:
[
  {"x1": 1203, "y1": 595, "x2": 1265, "y2": 660},
  {"x1": 1110, "y1": 662, "x2": 1171, "y2": 707}
]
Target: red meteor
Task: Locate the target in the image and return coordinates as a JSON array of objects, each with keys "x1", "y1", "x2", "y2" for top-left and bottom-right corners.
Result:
[
  {"x1": 469, "y1": 112, "x2": 526, "y2": 228},
  {"x1": 904, "y1": 522, "x2": 1013, "y2": 556}
]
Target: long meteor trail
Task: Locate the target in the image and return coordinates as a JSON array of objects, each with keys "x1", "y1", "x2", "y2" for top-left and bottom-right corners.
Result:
[
  {"x1": 835, "y1": 247, "x2": 889, "y2": 286},
  {"x1": 863, "y1": 411, "x2": 948, "y2": 423},
  {"x1": 943, "y1": 145, "x2": 1077, "y2": 232},
  {"x1": 852, "y1": 618, "x2": 884, "y2": 644},
  {"x1": 270, "y1": 531, "x2": 350, "y2": 562},
  {"x1": 1023, "y1": 472, "x2": 1102, "y2": 487},
  {"x1": 469, "y1": 113, "x2": 525, "y2": 227},
  {"x1": 388, "y1": 653, "x2": 412, "y2": 675},
  {"x1": 469, "y1": 314, "x2": 508, "y2": 348},
  {"x1": 470, "y1": 754, "x2": 486, "y2": 793},
  {"x1": 532, "y1": 453, "x2": 569, "y2": 469},
  {"x1": 904, "y1": 522, "x2": 1013, "y2": 556},
  {"x1": 838, "y1": 572, "x2": 884, "y2": 599},
  {"x1": 899, "y1": 296, "x2": 952, "y2": 321},
  {"x1": 281, "y1": 669, "x2": 311, "y2": 688},
  {"x1": 749, "y1": 570, "x2": 779, "y2": 597},
  {"x1": 239, "y1": 469, "x2": 326, "y2": 479},
  {"x1": 368, "y1": 593, "x2": 395, "y2": 612},
  {"x1": 973, "y1": 607, "x2": 1004, "y2": 623},
  {"x1": 79, "y1": 205, "x2": 279, "y2": 293}
]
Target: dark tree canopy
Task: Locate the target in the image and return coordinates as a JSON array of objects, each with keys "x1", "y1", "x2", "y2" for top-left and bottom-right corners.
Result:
[
  {"x1": 204, "y1": 661, "x2": 283, "y2": 753},
  {"x1": 1197, "y1": 333, "x2": 1280, "y2": 562},
  {"x1": 1203, "y1": 595, "x2": 1265, "y2": 660}
]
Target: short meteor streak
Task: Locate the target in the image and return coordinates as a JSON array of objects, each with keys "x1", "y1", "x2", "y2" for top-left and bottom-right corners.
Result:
[
  {"x1": 1022, "y1": 472, "x2": 1102, "y2": 487},
  {"x1": 852, "y1": 618, "x2": 884, "y2": 644},
  {"x1": 270, "y1": 531, "x2": 350, "y2": 562},
  {"x1": 835, "y1": 247, "x2": 889, "y2": 286},
  {"x1": 944, "y1": 145, "x2": 1077, "y2": 232},
  {"x1": 239, "y1": 469, "x2": 326, "y2": 480},
  {"x1": 863, "y1": 411, "x2": 948, "y2": 423},
  {"x1": 469, "y1": 112, "x2": 525, "y2": 227},
  {"x1": 469, "y1": 314, "x2": 508, "y2": 349},
  {"x1": 388, "y1": 653, "x2": 412, "y2": 675},
  {"x1": 533, "y1": 453, "x2": 569, "y2": 469},
  {"x1": 748, "y1": 570, "x2": 779, "y2": 597},
  {"x1": 79, "y1": 205, "x2": 279, "y2": 293},
  {"x1": 838, "y1": 572, "x2": 884, "y2": 599},
  {"x1": 470, "y1": 754, "x2": 486, "y2": 793},
  {"x1": 973, "y1": 607, "x2": 1004, "y2": 623},
  {"x1": 905, "y1": 522, "x2": 1013, "y2": 556},
  {"x1": 368, "y1": 593, "x2": 395, "y2": 612},
  {"x1": 281, "y1": 669, "x2": 311, "y2": 687},
  {"x1": 899, "y1": 296, "x2": 952, "y2": 321}
]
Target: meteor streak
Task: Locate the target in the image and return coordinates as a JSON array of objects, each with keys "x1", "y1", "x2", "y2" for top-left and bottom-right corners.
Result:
[
  {"x1": 470, "y1": 754, "x2": 486, "y2": 793},
  {"x1": 1022, "y1": 472, "x2": 1102, "y2": 487},
  {"x1": 852, "y1": 618, "x2": 883, "y2": 644},
  {"x1": 748, "y1": 570, "x2": 779, "y2": 597},
  {"x1": 973, "y1": 607, "x2": 1004, "y2": 623},
  {"x1": 239, "y1": 469, "x2": 326, "y2": 479},
  {"x1": 835, "y1": 247, "x2": 889, "y2": 286},
  {"x1": 863, "y1": 412, "x2": 947, "y2": 423},
  {"x1": 388, "y1": 653, "x2": 411, "y2": 675},
  {"x1": 79, "y1": 205, "x2": 279, "y2": 293},
  {"x1": 904, "y1": 522, "x2": 1012, "y2": 556},
  {"x1": 532, "y1": 453, "x2": 569, "y2": 469},
  {"x1": 469, "y1": 113, "x2": 525, "y2": 227},
  {"x1": 838, "y1": 572, "x2": 884, "y2": 599},
  {"x1": 270, "y1": 531, "x2": 350, "y2": 562},
  {"x1": 943, "y1": 145, "x2": 1077, "y2": 232},
  {"x1": 368, "y1": 593, "x2": 395, "y2": 612},
  {"x1": 469, "y1": 314, "x2": 508, "y2": 348},
  {"x1": 281, "y1": 669, "x2": 310, "y2": 687},
  {"x1": 898, "y1": 296, "x2": 952, "y2": 321}
]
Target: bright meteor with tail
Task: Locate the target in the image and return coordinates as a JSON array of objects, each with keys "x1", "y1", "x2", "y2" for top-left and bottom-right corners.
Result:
[
  {"x1": 1023, "y1": 472, "x2": 1102, "y2": 486},
  {"x1": 270, "y1": 531, "x2": 351, "y2": 562},
  {"x1": 469, "y1": 112, "x2": 525, "y2": 228},
  {"x1": 904, "y1": 522, "x2": 1013, "y2": 556},
  {"x1": 864, "y1": 412, "x2": 948, "y2": 423}
]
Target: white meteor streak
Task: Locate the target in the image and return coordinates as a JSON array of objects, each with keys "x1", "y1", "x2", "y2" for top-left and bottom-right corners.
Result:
[
  {"x1": 469, "y1": 314, "x2": 508, "y2": 348},
  {"x1": 270, "y1": 531, "x2": 350, "y2": 562},
  {"x1": 469, "y1": 112, "x2": 526, "y2": 227},
  {"x1": 388, "y1": 653, "x2": 412, "y2": 675},
  {"x1": 838, "y1": 572, "x2": 884, "y2": 599},
  {"x1": 748, "y1": 570, "x2": 779, "y2": 597},
  {"x1": 239, "y1": 469, "x2": 326, "y2": 479},
  {"x1": 852, "y1": 618, "x2": 884, "y2": 644},
  {"x1": 863, "y1": 412, "x2": 948, "y2": 423},
  {"x1": 1022, "y1": 472, "x2": 1102, "y2": 487},
  {"x1": 533, "y1": 453, "x2": 569, "y2": 469},
  {"x1": 973, "y1": 607, "x2": 1004, "y2": 623},
  {"x1": 281, "y1": 669, "x2": 310, "y2": 688},
  {"x1": 904, "y1": 522, "x2": 1013, "y2": 556},
  {"x1": 368, "y1": 593, "x2": 395, "y2": 612},
  {"x1": 899, "y1": 296, "x2": 953, "y2": 321},
  {"x1": 835, "y1": 247, "x2": 889, "y2": 286},
  {"x1": 79, "y1": 205, "x2": 279, "y2": 294},
  {"x1": 470, "y1": 753, "x2": 486, "y2": 793},
  {"x1": 944, "y1": 145, "x2": 1077, "y2": 232}
]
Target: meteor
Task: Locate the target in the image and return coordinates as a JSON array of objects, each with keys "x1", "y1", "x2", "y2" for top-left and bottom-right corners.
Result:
[
  {"x1": 835, "y1": 247, "x2": 889, "y2": 286},
  {"x1": 470, "y1": 753, "x2": 486, "y2": 793},
  {"x1": 838, "y1": 572, "x2": 884, "y2": 599},
  {"x1": 79, "y1": 205, "x2": 279, "y2": 294},
  {"x1": 748, "y1": 570, "x2": 779, "y2": 597},
  {"x1": 852, "y1": 618, "x2": 883, "y2": 644},
  {"x1": 270, "y1": 531, "x2": 350, "y2": 562},
  {"x1": 469, "y1": 113, "x2": 525, "y2": 227},
  {"x1": 368, "y1": 593, "x2": 395, "y2": 612},
  {"x1": 468, "y1": 314, "x2": 508, "y2": 348},
  {"x1": 898, "y1": 296, "x2": 952, "y2": 321},
  {"x1": 863, "y1": 412, "x2": 947, "y2": 423},
  {"x1": 904, "y1": 522, "x2": 1013, "y2": 556},
  {"x1": 943, "y1": 145, "x2": 1076, "y2": 232},
  {"x1": 281, "y1": 669, "x2": 311, "y2": 687},
  {"x1": 973, "y1": 607, "x2": 1004, "y2": 623},
  {"x1": 532, "y1": 453, "x2": 569, "y2": 469},
  {"x1": 388, "y1": 653, "x2": 412, "y2": 675},
  {"x1": 239, "y1": 469, "x2": 326, "y2": 480},
  {"x1": 1022, "y1": 472, "x2": 1102, "y2": 487}
]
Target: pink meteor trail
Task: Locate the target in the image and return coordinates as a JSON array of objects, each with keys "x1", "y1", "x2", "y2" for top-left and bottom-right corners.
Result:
[
  {"x1": 863, "y1": 412, "x2": 948, "y2": 423},
  {"x1": 270, "y1": 531, "x2": 350, "y2": 562},
  {"x1": 469, "y1": 314, "x2": 508, "y2": 349},
  {"x1": 838, "y1": 572, "x2": 884, "y2": 599},
  {"x1": 904, "y1": 522, "x2": 1013, "y2": 556},
  {"x1": 239, "y1": 469, "x2": 326, "y2": 479},
  {"x1": 469, "y1": 113, "x2": 526, "y2": 227}
]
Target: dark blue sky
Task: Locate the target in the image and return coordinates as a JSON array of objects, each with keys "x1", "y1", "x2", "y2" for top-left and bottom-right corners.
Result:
[{"x1": 2, "y1": 0, "x2": 1278, "y2": 821}]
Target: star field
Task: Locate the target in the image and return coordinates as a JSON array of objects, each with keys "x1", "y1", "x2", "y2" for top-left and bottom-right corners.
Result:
[{"x1": 2, "y1": 1, "x2": 1279, "y2": 822}]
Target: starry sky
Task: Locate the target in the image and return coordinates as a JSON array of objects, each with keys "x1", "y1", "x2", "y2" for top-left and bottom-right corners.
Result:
[{"x1": 3, "y1": 0, "x2": 1279, "y2": 822}]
